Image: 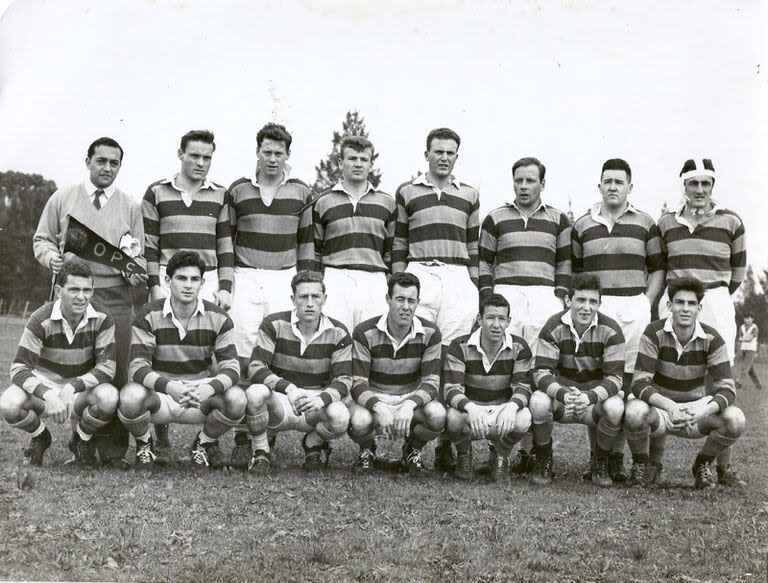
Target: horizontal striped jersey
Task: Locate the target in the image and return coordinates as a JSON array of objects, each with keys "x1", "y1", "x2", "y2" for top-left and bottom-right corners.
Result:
[
  {"x1": 129, "y1": 298, "x2": 239, "y2": 395},
  {"x1": 533, "y1": 310, "x2": 625, "y2": 403},
  {"x1": 572, "y1": 203, "x2": 665, "y2": 296},
  {"x1": 657, "y1": 205, "x2": 746, "y2": 293},
  {"x1": 392, "y1": 174, "x2": 480, "y2": 285},
  {"x1": 142, "y1": 177, "x2": 235, "y2": 292},
  {"x1": 228, "y1": 176, "x2": 314, "y2": 272},
  {"x1": 632, "y1": 318, "x2": 735, "y2": 412},
  {"x1": 313, "y1": 183, "x2": 396, "y2": 272},
  {"x1": 444, "y1": 329, "x2": 533, "y2": 412},
  {"x1": 351, "y1": 315, "x2": 442, "y2": 410},
  {"x1": 11, "y1": 300, "x2": 116, "y2": 397},
  {"x1": 479, "y1": 203, "x2": 571, "y2": 295},
  {"x1": 248, "y1": 311, "x2": 352, "y2": 405}
]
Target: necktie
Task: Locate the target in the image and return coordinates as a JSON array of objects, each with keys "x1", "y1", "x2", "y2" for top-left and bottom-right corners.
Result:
[{"x1": 93, "y1": 189, "x2": 104, "y2": 210}]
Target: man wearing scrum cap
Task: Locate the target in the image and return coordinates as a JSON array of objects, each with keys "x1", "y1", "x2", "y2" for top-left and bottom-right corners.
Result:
[{"x1": 655, "y1": 158, "x2": 747, "y2": 487}]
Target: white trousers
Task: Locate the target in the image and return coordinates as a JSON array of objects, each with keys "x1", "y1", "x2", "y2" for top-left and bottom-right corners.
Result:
[
  {"x1": 494, "y1": 284, "x2": 563, "y2": 356},
  {"x1": 406, "y1": 262, "x2": 477, "y2": 345},
  {"x1": 599, "y1": 293, "x2": 652, "y2": 373},
  {"x1": 158, "y1": 265, "x2": 219, "y2": 303},
  {"x1": 230, "y1": 266, "x2": 296, "y2": 359},
  {"x1": 322, "y1": 267, "x2": 388, "y2": 335},
  {"x1": 659, "y1": 285, "x2": 736, "y2": 364}
]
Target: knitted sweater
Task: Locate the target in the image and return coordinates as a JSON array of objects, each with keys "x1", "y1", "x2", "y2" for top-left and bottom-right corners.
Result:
[{"x1": 33, "y1": 184, "x2": 145, "y2": 288}]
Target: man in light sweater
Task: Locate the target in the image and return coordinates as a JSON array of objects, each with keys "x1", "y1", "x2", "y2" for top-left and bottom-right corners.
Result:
[{"x1": 33, "y1": 137, "x2": 147, "y2": 467}]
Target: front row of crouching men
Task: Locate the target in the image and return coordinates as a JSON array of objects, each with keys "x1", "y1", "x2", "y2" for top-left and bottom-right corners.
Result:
[{"x1": 1, "y1": 252, "x2": 746, "y2": 489}]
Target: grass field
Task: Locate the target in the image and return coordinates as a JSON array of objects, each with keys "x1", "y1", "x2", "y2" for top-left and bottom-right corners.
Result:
[{"x1": 0, "y1": 315, "x2": 766, "y2": 582}]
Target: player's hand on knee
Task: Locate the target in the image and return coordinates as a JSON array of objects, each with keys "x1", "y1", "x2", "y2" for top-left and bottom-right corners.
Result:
[
  {"x1": 43, "y1": 391, "x2": 67, "y2": 424},
  {"x1": 571, "y1": 393, "x2": 590, "y2": 416},
  {"x1": 668, "y1": 404, "x2": 694, "y2": 429},
  {"x1": 393, "y1": 402, "x2": 415, "y2": 439},
  {"x1": 167, "y1": 380, "x2": 189, "y2": 405},
  {"x1": 466, "y1": 404, "x2": 488, "y2": 439},
  {"x1": 296, "y1": 395, "x2": 324, "y2": 414},
  {"x1": 374, "y1": 404, "x2": 395, "y2": 439},
  {"x1": 495, "y1": 404, "x2": 518, "y2": 437}
]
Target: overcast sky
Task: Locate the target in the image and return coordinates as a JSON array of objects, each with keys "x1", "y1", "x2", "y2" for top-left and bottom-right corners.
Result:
[{"x1": 1, "y1": 0, "x2": 765, "y2": 267}]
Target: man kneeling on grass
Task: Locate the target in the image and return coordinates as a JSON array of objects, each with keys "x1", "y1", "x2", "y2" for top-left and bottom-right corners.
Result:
[
  {"x1": 236, "y1": 270, "x2": 352, "y2": 472},
  {"x1": 623, "y1": 277, "x2": 745, "y2": 489},
  {"x1": 118, "y1": 250, "x2": 245, "y2": 469},
  {"x1": 348, "y1": 272, "x2": 445, "y2": 474},
  {"x1": 444, "y1": 293, "x2": 533, "y2": 482},
  {"x1": 529, "y1": 273, "x2": 626, "y2": 487},
  {"x1": 1, "y1": 261, "x2": 118, "y2": 467}
]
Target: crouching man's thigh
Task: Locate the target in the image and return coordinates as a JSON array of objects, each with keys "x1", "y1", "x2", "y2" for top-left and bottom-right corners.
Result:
[{"x1": 412, "y1": 401, "x2": 446, "y2": 431}]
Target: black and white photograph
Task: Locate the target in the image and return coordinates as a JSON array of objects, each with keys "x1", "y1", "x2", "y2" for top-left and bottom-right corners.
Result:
[{"x1": 0, "y1": 0, "x2": 765, "y2": 581}]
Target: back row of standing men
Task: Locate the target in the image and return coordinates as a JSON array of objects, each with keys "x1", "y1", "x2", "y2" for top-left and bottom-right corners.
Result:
[{"x1": 30, "y1": 125, "x2": 746, "y2": 479}]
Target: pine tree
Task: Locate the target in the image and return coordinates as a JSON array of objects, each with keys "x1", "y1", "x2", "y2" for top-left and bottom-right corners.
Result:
[
  {"x1": 312, "y1": 110, "x2": 382, "y2": 194},
  {"x1": 566, "y1": 196, "x2": 575, "y2": 223}
]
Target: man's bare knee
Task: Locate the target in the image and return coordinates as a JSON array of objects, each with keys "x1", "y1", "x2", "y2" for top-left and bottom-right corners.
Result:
[
  {"x1": 623, "y1": 399, "x2": 650, "y2": 430},
  {"x1": 0, "y1": 386, "x2": 28, "y2": 420},
  {"x1": 245, "y1": 384, "x2": 271, "y2": 411},
  {"x1": 324, "y1": 401, "x2": 350, "y2": 433},
  {"x1": 349, "y1": 407, "x2": 374, "y2": 436},
  {"x1": 223, "y1": 387, "x2": 247, "y2": 419},
  {"x1": 422, "y1": 401, "x2": 446, "y2": 431},
  {"x1": 529, "y1": 392, "x2": 552, "y2": 421},
  {"x1": 720, "y1": 405, "x2": 746, "y2": 437},
  {"x1": 93, "y1": 384, "x2": 119, "y2": 414},
  {"x1": 119, "y1": 382, "x2": 149, "y2": 415},
  {"x1": 514, "y1": 407, "x2": 532, "y2": 432},
  {"x1": 445, "y1": 408, "x2": 466, "y2": 434},
  {"x1": 601, "y1": 395, "x2": 625, "y2": 426}
]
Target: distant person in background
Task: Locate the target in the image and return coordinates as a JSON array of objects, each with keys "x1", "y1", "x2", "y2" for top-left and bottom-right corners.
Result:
[
  {"x1": 736, "y1": 315, "x2": 762, "y2": 390},
  {"x1": 33, "y1": 137, "x2": 146, "y2": 467}
]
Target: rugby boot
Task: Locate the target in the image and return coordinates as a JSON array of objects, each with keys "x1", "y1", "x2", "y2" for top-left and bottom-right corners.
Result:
[
  {"x1": 72, "y1": 431, "x2": 99, "y2": 468},
  {"x1": 692, "y1": 459, "x2": 717, "y2": 490},
  {"x1": 454, "y1": 448, "x2": 474, "y2": 480},
  {"x1": 626, "y1": 459, "x2": 647, "y2": 487},
  {"x1": 716, "y1": 465, "x2": 747, "y2": 488},
  {"x1": 511, "y1": 449, "x2": 536, "y2": 476},
  {"x1": 529, "y1": 454, "x2": 553, "y2": 486},
  {"x1": 353, "y1": 447, "x2": 376, "y2": 473},
  {"x1": 302, "y1": 434, "x2": 331, "y2": 471},
  {"x1": 434, "y1": 441, "x2": 456, "y2": 472},
  {"x1": 23, "y1": 428, "x2": 52, "y2": 466},
  {"x1": 402, "y1": 441, "x2": 428, "y2": 476},
  {"x1": 489, "y1": 452, "x2": 511, "y2": 484},
  {"x1": 134, "y1": 437, "x2": 157, "y2": 470},
  {"x1": 230, "y1": 431, "x2": 253, "y2": 470},
  {"x1": 591, "y1": 455, "x2": 613, "y2": 488},
  {"x1": 248, "y1": 450, "x2": 271, "y2": 474}
]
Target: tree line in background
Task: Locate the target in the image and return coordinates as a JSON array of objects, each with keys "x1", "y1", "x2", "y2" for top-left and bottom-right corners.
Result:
[{"x1": 1, "y1": 111, "x2": 767, "y2": 342}]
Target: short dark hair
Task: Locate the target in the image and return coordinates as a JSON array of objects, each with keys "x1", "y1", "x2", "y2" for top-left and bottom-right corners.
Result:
[
  {"x1": 667, "y1": 277, "x2": 705, "y2": 304},
  {"x1": 512, "y1": 157, "x2": 546, "y2": 181},
  {"x1": 291, "y1": 270, "x2": 326, "y2": 294},
  {"x1": 57, "y1": 260, "x2": 93, "y2": 287},
  {"x1": 601, "y1": 158, "x2": 632, "y2": 182},
  {"x1": 256, "y1": 123, "x2": 292, "y2": 151},
  {"x1": 426, "y1": 128, "x2": 461, "y2": 151},
  {"x1": 568, "y1": 273, "x2": 602, "y2": 299},
  {"x1": 480, "y1": 293, "x2": 510, "y2": 317},
  {"x1": 339, "y1": 135, "x2": 374, "y2": 159},
  {"x1": 180, "y1": 129, "x2": 216, "y2": 152},
  {"x1": 387, "y1": 272, "x2": 420, "y2": 297},
  {"x1": 87, "y1": 137, "x2": 124, "y2": 161},
  {"x1": 166, "y1": 250, "x2": 206, "y2": 278}
]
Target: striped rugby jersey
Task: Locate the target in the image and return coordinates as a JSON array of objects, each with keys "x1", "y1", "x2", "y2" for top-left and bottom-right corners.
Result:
[
  {"x1": 572, "y1": 203, "x2": 665, "y2": 296},
  {"x1": 657, "y1": 204, "x2": 746, "y2": 293},
  {"x1": 351, "y1": 314, "x2": 442, "y2": 410},
  {"x1": 533, "y1": 310, "x2": 625, "y2": 403},
  {"x1": 129, "y1": 297, "x2": 239, "y2": 395},
  {"x1": 248, "y1": 311, "x2": 352, "y2": 405},
  {"x1": 443, "y1": 328, "x2": 533, "y2": 412},
  {"x1": 11, "y1": 300, "x2": 116, "y2": 397},
  {"x1": 392, "y1": 174, "x2": 480, "y2": 285},
  {"x1": 479, "y1": 202, "x2": 571, "y2": 296},
  {"x1": 632, "y1": 317, "x2": 735, "y2": 412},
  {"x1": 228, "y1": 175, "x2": 314, "y2": 272},
  {"x1": 142, "y1": 177, "x2": 235, "y2": 291},
  {"x1": 313, "y1": 183, "x2": 396, "y2": 272}
]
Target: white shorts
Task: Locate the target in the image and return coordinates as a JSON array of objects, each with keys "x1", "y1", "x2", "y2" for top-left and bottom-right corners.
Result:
[
  {"x1": 230, "y1": 266, "x2": 296, "y2": 359},
  {"x1": 494, "y1": 284, "x2": 563, "y2": 356},
  {"x1": 348, "y1": 389, "x2": 427, "y2": 435},
  {"x1": 599, "y1": 293, "x2": 652, "y2": 373},
  {"x1": 322, "y1": 267, "x2": 388, "y2": 334},
  {"x1": 659, "y1": 286, "x2": 736, "y2": 364},
  {"x1": 158, "y1": 265, "x2": 219, "y2": 303},
  {"x1": 406, "y1": 262, "x2": 477, "y2": 345},
  {"x1": 651, "y1": 396, "x2": 712, "y2": 439}
]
